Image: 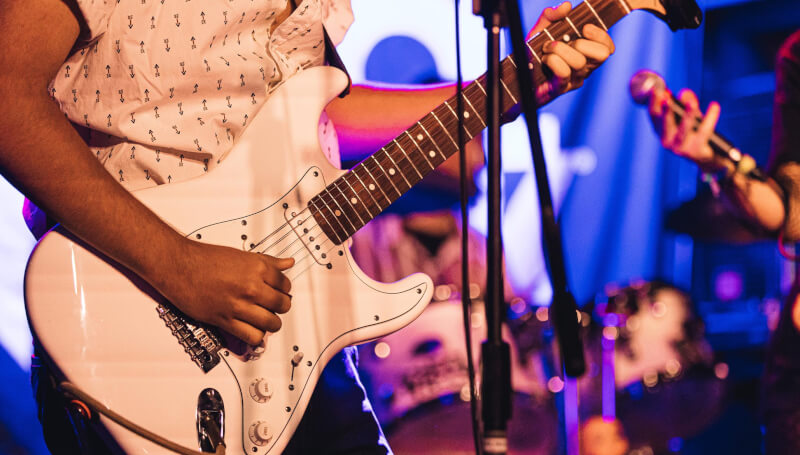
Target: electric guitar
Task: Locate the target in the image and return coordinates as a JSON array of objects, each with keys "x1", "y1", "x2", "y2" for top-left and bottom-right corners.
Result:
[{"x1": 24, "y1": 0, "x2": 701, "y2": 453}]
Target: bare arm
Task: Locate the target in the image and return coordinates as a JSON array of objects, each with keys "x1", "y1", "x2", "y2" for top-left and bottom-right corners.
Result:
[
  {"x1": 326, "y1": 2, "x2": 615, "y2": 162},
  {"x1": 0, "y1": 0, "x2": 291, "y2": 345},
  {"x1": 648, "y1": 89, "x2": 788, "y2": 235}
]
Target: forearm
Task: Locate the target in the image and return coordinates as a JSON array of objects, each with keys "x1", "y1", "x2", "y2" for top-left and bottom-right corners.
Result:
[
  {"x1": 0, "y1": 0, "x2": 186, "y2": 288},
  {"x1": 0, "y1": 90, "x2": 186, "y2": 286},
  {"x1": 327, "y1": 82, "x2": 487, "y2": 199},
  {"x1": 720, "y1": 172, "x2": 786, "y2": 234},
  {"x1": 326, "y1": 82, "x2": 458, "y2": 161}
]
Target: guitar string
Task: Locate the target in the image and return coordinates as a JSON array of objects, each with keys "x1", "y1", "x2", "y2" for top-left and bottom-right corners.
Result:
[
  {"x1": 270, "y1": 222, "x2": 324, "y2": 259},
  {"x1": 248, "y1": 214, "x2": 334, "y2": 280},
  {"x1": 284, "y1": 235, "x2": 337, "y2": 281},
  {"x1": 251, "y1": 3, "x2": 605, "y2": 251},
  {"x1": 311, "y1": 82, "x2": 494, "y2": 222},
  {"x1": 245, "y1": 213, "x2": 303, "y2": 252},
  {"x1": 227, "y1": 3, "x2": 609, "y2": 273},
  {"x1": 256, "y1": 213, "x2": 315, "y2": 255}
]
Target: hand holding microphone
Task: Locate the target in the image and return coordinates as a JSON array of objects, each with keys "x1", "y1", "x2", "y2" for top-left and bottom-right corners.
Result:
[{"x1": 630, "y1": 70, "x2": 766, "y2": 182}]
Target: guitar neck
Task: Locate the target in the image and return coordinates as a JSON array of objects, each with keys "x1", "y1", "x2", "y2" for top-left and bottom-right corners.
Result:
[{"x1": 311, "y1": 0, "x2": 631, "y2": 245}]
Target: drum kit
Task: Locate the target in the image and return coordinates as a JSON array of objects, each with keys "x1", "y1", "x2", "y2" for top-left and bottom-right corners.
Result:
[{"x1": 357, "y1": 280, "x2": 728, "y2": 455}]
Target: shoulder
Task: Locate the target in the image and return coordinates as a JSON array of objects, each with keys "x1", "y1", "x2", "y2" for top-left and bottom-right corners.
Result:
[
  {"x1": 778, "y1": 30, "x2": 800, "y2": 67},
  {"x1": 775, "y1": 30, "x2": 800, "y2": 102}
]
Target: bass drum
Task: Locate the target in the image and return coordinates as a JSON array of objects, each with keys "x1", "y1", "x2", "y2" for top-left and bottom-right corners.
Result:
[
  {"x1": 580, "y1": 281, "x2": 727, "y2": 452},
  {"x1": 359, "y1": 294, "x2": 558, "y2": 455}
]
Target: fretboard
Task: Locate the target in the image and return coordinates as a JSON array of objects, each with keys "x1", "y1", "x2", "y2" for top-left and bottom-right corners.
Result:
[{"x1": 311, "y1": 0, "x2": 630, "y2": 245}]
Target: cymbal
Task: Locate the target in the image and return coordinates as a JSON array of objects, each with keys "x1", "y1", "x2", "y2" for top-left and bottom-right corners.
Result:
[{"x1": 664, "y1": 190, "x2": 771, "y2": 243}]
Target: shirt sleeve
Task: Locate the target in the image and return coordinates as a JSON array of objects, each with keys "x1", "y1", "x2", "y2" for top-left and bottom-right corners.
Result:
[
  {"x1": 321, "y1": 0, "x2": 354, "y2": 46},
  {"x1": 62, "y1": 0, "x2": 117, "y2": 44}
]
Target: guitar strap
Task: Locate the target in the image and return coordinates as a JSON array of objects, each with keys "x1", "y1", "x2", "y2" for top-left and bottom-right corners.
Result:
[{"x1": 323, "y1": 26, "x2": 352, "y2": 98}]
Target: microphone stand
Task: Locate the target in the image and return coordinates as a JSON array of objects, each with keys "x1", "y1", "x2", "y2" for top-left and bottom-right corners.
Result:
[
  {"x1": 474, "y1": 1, "x2": 511, "y2": 453},
  {"x1": 473, "y1": 0, "x2": 585, "y2": 453}
]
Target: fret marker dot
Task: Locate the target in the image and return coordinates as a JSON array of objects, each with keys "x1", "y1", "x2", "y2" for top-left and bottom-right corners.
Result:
[
  {"x1": 334, "y1": 210, "x2": 341, "y2": 216},
  {"x1": 429, "y1": 151, "x2": 436, "y2": 158},
  {"x1": 368, "y1": 184, "x2": 375, "y2": 191},
  {"x1": 463, "y1": 111, "x2": 470, "y2": 118},
  {"x1": 563, "y1": 34, "x2": 570, "y2": 42},
  {"x1": 529, "y1": 63, "x2": 534, "y2": 69},
  {"x1": 350, "y1": 197, "x2": 358, "y2": 205},
  {"x1": 388, "y1": 168, "x2": 396, "y2": 175},
  {"x1": 416, "y1": 133, "x2": 424, "y2": 141}
]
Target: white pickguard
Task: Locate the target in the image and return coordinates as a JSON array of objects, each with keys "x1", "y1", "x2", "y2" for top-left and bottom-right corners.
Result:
[{"x1": 24, "y1": 66, "x2": 433, "y2": 455}]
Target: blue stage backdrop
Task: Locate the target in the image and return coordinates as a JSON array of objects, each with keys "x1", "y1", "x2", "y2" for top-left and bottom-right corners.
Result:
[{"x1": 339, "y1": 0, "x2": 705, "y2": 305}]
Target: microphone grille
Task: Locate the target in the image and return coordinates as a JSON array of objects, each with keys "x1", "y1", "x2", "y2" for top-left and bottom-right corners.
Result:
[{"x1": 629, "y1": 70, "x2": 666, "y2": 105}]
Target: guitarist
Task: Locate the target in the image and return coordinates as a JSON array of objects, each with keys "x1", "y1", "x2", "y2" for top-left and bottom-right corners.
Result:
[
  {"x1": 647, "y1": 30, "x2": 800, "y2": 455},
  {"x1": 0, "y1": 0, "x2": 614, "y2": 453}
]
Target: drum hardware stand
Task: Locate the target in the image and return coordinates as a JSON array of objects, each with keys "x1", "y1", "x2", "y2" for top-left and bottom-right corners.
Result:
[{"x1": 472, "y1": 0, "x2": 585, "y2": 453}]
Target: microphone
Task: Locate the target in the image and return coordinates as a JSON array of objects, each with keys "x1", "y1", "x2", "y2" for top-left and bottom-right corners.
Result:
[{"x1": 629, "y1": 70, "x2": 766, "y2": 182}]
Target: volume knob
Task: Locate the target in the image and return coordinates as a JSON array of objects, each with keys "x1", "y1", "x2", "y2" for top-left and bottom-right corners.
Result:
[
  {"x1": 248, "y1": 378, "x2": 273, "y2": 403},
  {"x1": 248, "y1": 421, "x2": 273, "y2": 446}
]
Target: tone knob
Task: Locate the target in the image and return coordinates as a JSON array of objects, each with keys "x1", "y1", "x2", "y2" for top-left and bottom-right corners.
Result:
[
  {"x1": 248, "y1": 378, "x2": 273, "y2": 403},
  {"x1": 248, "y1": 421, "x2": 273, "y2": 446}
]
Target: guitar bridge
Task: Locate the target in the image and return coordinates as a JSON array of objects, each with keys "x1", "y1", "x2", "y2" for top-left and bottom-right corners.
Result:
[{"x1": 156, "y1": 304, "x2": 222, "y2": 373}]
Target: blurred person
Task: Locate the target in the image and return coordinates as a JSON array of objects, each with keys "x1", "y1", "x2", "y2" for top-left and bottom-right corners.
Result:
[{"x1": 647, "y1": 30, "x2": 800, "y2": 455}]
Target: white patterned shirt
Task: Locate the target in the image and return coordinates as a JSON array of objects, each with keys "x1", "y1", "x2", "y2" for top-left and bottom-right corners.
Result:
[{"x1": 51, "y1": 0, "x2": 353, "y2": 191}]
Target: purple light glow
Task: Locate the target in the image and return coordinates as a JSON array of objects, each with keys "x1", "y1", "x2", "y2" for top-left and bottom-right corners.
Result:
[{"x1": 714, "y1": 268, "x2": 744, "y2": 301}]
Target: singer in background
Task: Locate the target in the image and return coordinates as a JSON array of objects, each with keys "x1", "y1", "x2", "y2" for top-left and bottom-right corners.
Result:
[{"x1": 647, "y1": 30, "x2": 800, "y2": 454}]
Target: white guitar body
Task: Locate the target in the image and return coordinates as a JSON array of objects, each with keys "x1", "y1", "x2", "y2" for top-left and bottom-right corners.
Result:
[{"x1": 25, "y1": 66, "x2": 433, "y2": 455}]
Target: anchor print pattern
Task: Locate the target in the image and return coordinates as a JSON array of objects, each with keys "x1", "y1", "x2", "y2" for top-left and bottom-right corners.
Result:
[{"x1": 49, "y1": 0, "x2": 354, "y2": 191}]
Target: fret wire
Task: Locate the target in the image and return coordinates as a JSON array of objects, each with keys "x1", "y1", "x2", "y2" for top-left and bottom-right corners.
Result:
[
  {"x1": 442, "y1": 100, "x2": 472, "y2": 137},
  {"x1": 341, "y1": 177, "x2": 373, "y2": 220},
  {"x1": 525, "y1": 41, "x2": 542, "y2": 63},
  {"x1": 473, "y1": 79, "x2": 488, "y2": 96},
  {"x1": 461, "y1": 94, "x2": 486, "y2": 129},
  {"x1": 559, "y1": 6, "x2": 598, "y2": 27},
  {"x1": 326, "y1": 185, "x2": 359, "y2": 234},
  {"x1": 500, "y1": 78, "x2": 518, "y2": 104},
  {"x1": 404, "y1": 131, "x2": 436, "y2": 170},
  {"x1": 430, "y1": 111, "x2": 459, "y2": 148},
  {"x1": 583, "y1": 0, "x2": 608, "y2": 30},
  {"x1": 417, "y1": 121, "x2": 447, "y2": 162},
  {"x1": 464, "y1": 81, "x2": 487, "y2": 102},
  {"x1": 310, "y1": 0, "x2": 631, "y2": 246},
  {"x1": 352, "y1": 167, "x2": 383, "y2": 211},
  {"x1": 549, "y1": 21, "x2": 573, "y2": 42},
  {"x1": 392, "y1": 139, "x2": 424, "y2": 179},
  {"x1": 308, "y1": 197, "x2": 342, "y2": 245},
  {"x1": 370, "y1": 155, "x2": 402, "y2": 197},
  {"x1": 381, "y1": 151, "x2": 411, "y2": 191},
  {"x1": 531, "y1": 33, "x2": 549, "y2": 57},
  {"x1": 315, "y1": 194, "x2": 348, "y2": 242},
  {"x1": 362, "y1": 161, "x2": 393, "y2": 203},
  {"x1": 564, "y1": 16, "x2": 582, "y2": 36},
  {"x1": 383, "y1": 147, "x2": 414, "y2": 189}
]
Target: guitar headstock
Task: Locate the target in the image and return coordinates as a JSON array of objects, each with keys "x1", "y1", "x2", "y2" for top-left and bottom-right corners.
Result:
[{"x1": 626, "y1": 0, "x2": 703, "y2": 31}]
